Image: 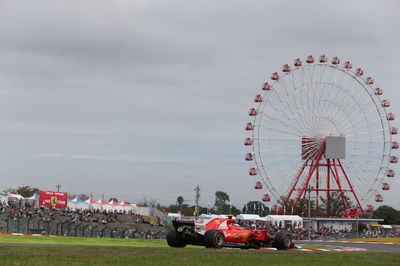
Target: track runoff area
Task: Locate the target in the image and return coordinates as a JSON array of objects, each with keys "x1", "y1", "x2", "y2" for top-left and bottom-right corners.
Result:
[
  {"x1": 1, "y1": 233, "x2": 400, "y2": 252},
  {"x1": 0, "y1": 233, "x2": 365, "y2": 252}
]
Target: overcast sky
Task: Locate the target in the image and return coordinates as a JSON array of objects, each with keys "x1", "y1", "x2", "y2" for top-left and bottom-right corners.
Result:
[{"x1": 0, "y1": 0, "x2": 399, "y2": 209}]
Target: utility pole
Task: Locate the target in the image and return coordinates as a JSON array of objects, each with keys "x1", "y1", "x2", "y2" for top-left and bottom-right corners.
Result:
[
  {"x1": 308, "y1": 185, "x2": 314, "y2": 241},
  {"x1": 194, "y1": 185, "x2": 200, "y2": 216},
  {"x1": 56, "y1": 184, "x2": 61, "y2": 192}
]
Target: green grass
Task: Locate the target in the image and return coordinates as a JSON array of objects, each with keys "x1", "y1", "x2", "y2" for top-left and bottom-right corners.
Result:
[
  {"x1": 0, "y1": 235, "x2": 399, "y2": 265},
  {"x1": 0, "y1": 235, "x2": 334, "y2": 250},
  {"x1": 0, "y1": 245, "x2": 399, "y2": 266},
  {"x1": 0, "y1": 234, "x2": 170, "y2": 247}
]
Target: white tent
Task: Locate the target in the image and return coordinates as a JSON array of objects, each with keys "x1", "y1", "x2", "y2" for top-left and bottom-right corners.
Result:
[
  {"x1": 236, "y1": 214, "x2": 266, "y2": 221},
  {"x1": 26, "y1": 194, "x2": 39, "y2": 200},
  {"x1": 85, "y1": 198, "x2": 102, "y2": 211},
  {"x1": 97, "y1": 199, "x2": 113, "y2": 211},
  {"x1": 68, "y1": 197, "x2": 89, "y2": 210},
  {"x1": 265, "y1": 215, "x2": 303, "y2": 228},
  {"x1": 7, "y1": 193, "x2": 24, "y2": 200},
  {"x1": 108, "y1": 200, "x2": 124, "y2": 211},
  {"x1": 120, "y1": 201, "x2": 133, "y2": 212},
  {"x1": 199, "y1": 214, "x2": 230, "y2": 219}
]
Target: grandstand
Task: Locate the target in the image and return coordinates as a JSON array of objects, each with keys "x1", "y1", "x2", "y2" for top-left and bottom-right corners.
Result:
[{"x1": 0, "y1": 197, "x2": 168, "y2": 239}]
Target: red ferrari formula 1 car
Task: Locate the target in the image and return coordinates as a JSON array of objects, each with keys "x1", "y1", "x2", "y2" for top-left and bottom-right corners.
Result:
[{"x1": 166, "y1": 216, "x2": 293, "y2": 250}]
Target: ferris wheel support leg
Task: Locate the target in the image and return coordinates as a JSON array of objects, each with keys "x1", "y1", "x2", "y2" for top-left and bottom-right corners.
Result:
[
  {"x1": 295, "y1": 147, "x2": 325, "y2": 200},
  {"x1": 316, "y1": 167, "x2": 320, "y2": 212},
  {"x1": 337, "y1": 159, "x2": 365, "y2": 216},
  {"x1": 286, "y1": 160, "x2": 309, "y2": 202},
  {"x1": 332, "y1": 160, "x2": 352, "y2": 215},
  {"x1": 327, "y1": 159, "x2": 331, "y2": 217}
]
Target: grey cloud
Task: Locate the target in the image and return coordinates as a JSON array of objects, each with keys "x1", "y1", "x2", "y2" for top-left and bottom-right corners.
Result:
[{"x1": 0, "y1": 0, "x2": 399, "y2": 208}]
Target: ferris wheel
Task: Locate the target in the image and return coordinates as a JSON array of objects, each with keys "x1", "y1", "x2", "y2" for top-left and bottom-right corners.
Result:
[{"x1": 244, "y1": 55, "x2": 397, "y2": 216}]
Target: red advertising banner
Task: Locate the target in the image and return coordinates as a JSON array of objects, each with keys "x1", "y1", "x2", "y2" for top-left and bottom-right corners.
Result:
[{"x1": 39, "y1": 191, "x2": 68, "y2": 208}]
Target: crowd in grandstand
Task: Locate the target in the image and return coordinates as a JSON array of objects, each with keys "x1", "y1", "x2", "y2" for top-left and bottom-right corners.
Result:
[{"x1": 0, "y1": 199, "x2": 152, "y2": 225}]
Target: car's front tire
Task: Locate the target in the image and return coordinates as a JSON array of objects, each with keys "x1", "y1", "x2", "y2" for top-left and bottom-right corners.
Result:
[{"x1": 274, "y1": 231, "x2": 292, "y2": 250}]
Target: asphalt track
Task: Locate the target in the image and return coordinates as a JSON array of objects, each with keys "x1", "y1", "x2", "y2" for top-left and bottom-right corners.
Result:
[{"x1": 294, "y1": 240, "x2": 400, "y2": 252}]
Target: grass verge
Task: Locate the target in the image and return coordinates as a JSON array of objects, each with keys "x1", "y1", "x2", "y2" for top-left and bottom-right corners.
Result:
[
  {"x1": 0, "y1": 245, "x2": 400, "y2": 266},
  {"x1": 0, "y1": 234, "x2": 169, "y2": 247}
]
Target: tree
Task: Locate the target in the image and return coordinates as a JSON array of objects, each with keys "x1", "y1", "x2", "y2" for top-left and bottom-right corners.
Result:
[
  {"x1": 176, "y1": 195, "x2": 186, "y2": 213},
  {"x1": 242, "y1": 201, "x2": 269, "y2": 216},
  {"x1": 319, "y1": 192, "x2": 354, "y2": 217},
  {"x1": 277, "y1": 196, "x2": 295, "y2": 215},
  {"x1": 138, "y1": 197, "x2": 158, "y2": 208},
  {"x1": 276, "y1": 196, "x2": 313, "y2": 216},
  {"x1": 108, "y1": 197, "x2": 119, "y2": 202},
  {"x1": 176, "y1": 196, "x2": 184, "y2": 207},
  {"x1": 78, "y1": 194, "x2": 89, "y2": 201},
  {"x1": 2, "y1": 186, "x2": 39, "y2": 198},
  {"x1": 68, "y1": 193, "x2": 89, "y2": 200},
  {"x1": 214, "y1": 191, "x2": 230, "y2": 214},
  {"x1": 373, "y1": 205, "x2": 400, "y2": 224},
  {"x1": 68, "y1": 193, "x2": 77, "y2": 200},
  {"x1": 161, "y1": 204, "x2": 195, "y2": 216}
]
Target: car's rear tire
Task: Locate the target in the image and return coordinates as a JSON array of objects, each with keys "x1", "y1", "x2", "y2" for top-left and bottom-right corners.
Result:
[
  {"x1": 204, "y1": 229, "x2": 224, "y2": 248},
  {"x1": 274, "y1": 231, "x2": 292, "y2": 250},
  {"x1": 166, "y1": 230, "x2": 186, "y2": 248}
]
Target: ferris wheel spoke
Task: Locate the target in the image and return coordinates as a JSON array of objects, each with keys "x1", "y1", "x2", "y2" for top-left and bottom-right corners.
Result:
[
  {"x1": 268, "y1": 84, "x2": 308, "y2": 132},
  {"x1": 312, "y1": 66, "x2": 335, "y2": 128},
  {"x1": 301, "y1": 67, "x2": 313, "y2": 132},
  {"x1": 345, "y1": 158, "x2": 384, "y2": 190},
  {"x1": 276, "y1": 169, "x2": 303, "y2": 195},
  {"x1": 258, "y1": 138, "x2": 300, "y2": 142},
  {"x1": 302, "y1": 145, "x2": 322, "y2": 160},
  {"x1": 348, "y1": 153, "x2": 384, "y2": 168},
  {"x1": 289, "y1": 73, "x2": 309, "y2": 129},
  {"x1": 349, "y1": 140, "x2": 388, "y2": 144},
  {"x1": 346, "y1": 129, "x2": 384, "y2": 138},
  {"x1": 349, "y1": 118, "x2": 387, "y2": 133},
  {"x1": 341, "y1": 167, "x2": 374, "y2": 193},
  {"x1": 258, "y1": 125, "x2": 303, "y2": 137},
  {"x1": 319, "y1": 71, "x2": 364, "y2": 122},
  {"x1": 258, "y1": 150, "x2": 300, "y2": 165},
  {"x1": 265, "y1": 159, "x2": 303, "y2": 182},
  {"x1": 258, "y1": 143, "x2": 298, "y2": 153},
  {"x1": 308, "y1": 67, "x2": 331, "y2": 129},
  {"x1": 310, "y1": 97, "x2": 355, "y2": 135},
  {"x1": 278, "y1": 73, "x2": 312, "y2": 131},
  {"x1": 257, "y1": 110, "x2": 304, "y2": 134},
  {"x1": 350, "y1": 146, "x2": 387, "y2": 156},
  {"x1": 316, "y1": 82, "x2": 363, "y2": 129},
  {"x1": 258, "y1": 158, "x2": 303, "y2": 197}
]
